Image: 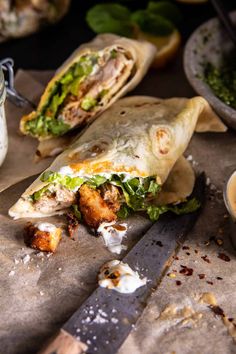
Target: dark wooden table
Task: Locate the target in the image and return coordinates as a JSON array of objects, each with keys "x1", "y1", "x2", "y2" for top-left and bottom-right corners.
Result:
[{"x1": 0, "y1": 0, "x2": 235, "y2": 71}]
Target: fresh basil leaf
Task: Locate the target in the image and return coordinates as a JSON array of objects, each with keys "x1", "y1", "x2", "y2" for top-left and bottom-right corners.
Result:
[
  {"x1": 131, "y1": 10, "x2": 174, "y2": 36},
  {"x1": 86, "y1": 3, "x2": 134, "y2": 37},
  {"x1": 147, "y1": 1, "x2": 182, "y2": 26}
]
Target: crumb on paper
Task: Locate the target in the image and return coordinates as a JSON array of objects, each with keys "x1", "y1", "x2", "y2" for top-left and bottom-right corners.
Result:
[{"x1": 22, "y1": 254, "x2": 30, "y2": 264}]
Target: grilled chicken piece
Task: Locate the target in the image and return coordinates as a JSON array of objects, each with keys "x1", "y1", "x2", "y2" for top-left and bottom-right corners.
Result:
[
  {"x1": 24, "y1": 222, "x2": 62, "y2": 252},
  {"x1": 100, "y1": 183, "x2": 121, "y2": 212},
  {"x1": 79, "y1": 184, "x2": 117, "y2": 229},
  {"x1": 34, "y1": 186, "x2": 76, "y2": 214}
]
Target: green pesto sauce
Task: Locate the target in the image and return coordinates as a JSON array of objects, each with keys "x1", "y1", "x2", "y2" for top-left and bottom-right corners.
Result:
[{"x1": 204, "y1": 52, "x2": 236, "y2": 110}]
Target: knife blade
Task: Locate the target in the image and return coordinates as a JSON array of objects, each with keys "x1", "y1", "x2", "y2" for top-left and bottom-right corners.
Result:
[{"x1": 38, "y1": 173, "x2": 205, "y2": 354}]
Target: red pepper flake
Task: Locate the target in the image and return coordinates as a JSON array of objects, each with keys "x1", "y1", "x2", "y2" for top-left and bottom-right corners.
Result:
[
  {"x1": 182, "y1": 246, "x2": 190, "y2": 250},
  {"x1": 156, "y1": 241, "x2": 163, "y2": 247},
  {"x1": 194, "y1": 250, "x2": 198, "y2": 254},
  {"x1": 206, "y1": 281, "x2": 213, "y2": 285},
  {"x1": 209, "y1": 305, "x2": 224, "y2": 317},
  {"x1": 179, "y1": 265, "x2": 193, "y2": 276},
  {"x1": 186, "y1": 252, "x2": 191, "y2": 256},
  {"x1": 198, "y1": 274, "x2": 205, "y2": 279},
  {"x1": 228, "y1": 318, "x2": 234, "y2": 322},
  {"x1": 218, "y1": 253, "x2": 230, "y2": 262},
  {"x1": 201, "y1": 255, "x2": 211, "y2": 263},
  {"x1": 176, "y1": 280, "x2": 182, "y2": 286},
  {"x1": 173, "y1": 256, "x2": 179, "y2": 260},
  {"x1": 216, "y1": 276, "x2": 223, "y2": 280}
]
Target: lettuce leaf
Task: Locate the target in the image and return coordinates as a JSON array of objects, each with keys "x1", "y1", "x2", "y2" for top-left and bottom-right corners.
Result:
[
  {"x1": 147, "y1": 198, "x2": 201, "y2": 222},
  {"x1": 40, "y1": 171, "x2": 85, "y2": 190}
]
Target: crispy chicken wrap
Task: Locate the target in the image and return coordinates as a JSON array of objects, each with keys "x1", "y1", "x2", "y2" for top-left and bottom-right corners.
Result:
[
  {"x1": 10, "y1": 96, "x2": 226, "y2": 228},
  {"x1": 20, "y1": 34, "x2": 156, "y2": 141}
]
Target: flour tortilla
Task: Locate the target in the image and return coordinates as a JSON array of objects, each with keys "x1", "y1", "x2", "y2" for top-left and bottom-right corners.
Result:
[{"x1": 10, "y1": 95, "x2": 218, "y2": 219}]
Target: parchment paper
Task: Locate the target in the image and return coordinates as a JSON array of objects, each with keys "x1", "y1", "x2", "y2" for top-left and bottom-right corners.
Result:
[
  {"x1": 0, "y1": 70, "x2": 54, "y2": 192},
  {"x1": 1, "y1": 64, "x2": 236, "y2": 354}
]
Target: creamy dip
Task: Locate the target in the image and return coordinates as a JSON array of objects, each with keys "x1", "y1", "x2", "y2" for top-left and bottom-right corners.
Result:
[{"x1": 98, "y1": 260, "x2": 147, "y2": 294}]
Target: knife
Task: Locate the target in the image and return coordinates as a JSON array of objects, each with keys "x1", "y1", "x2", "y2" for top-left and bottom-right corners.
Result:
[{"x1": 38, "y1": 173, "x2": 205, "y2": 354}]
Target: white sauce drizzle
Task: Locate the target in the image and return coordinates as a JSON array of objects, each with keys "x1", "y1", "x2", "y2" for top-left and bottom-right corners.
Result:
[
  {"x1": 35, "y1": 222, "x2": 57, "y2": 233},
  {"x1": 98, "y1": 260, "x2": 147, "y2": 294},
  {"x1": 97, "y1": 221, "x2": 127, "y2": 254}
]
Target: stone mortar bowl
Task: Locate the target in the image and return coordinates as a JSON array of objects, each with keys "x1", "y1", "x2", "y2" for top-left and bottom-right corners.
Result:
[{"x1": 184, "y1": 11, "x2": 236, "y2": 130}]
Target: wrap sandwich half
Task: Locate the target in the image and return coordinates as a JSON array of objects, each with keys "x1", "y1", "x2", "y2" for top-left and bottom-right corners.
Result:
[
  {"x1": 9, "y1": 96, "x2": 226, "y2": 229},
  {"x1": 20, "y1": 34, "x2": 156, "y2": 141}
]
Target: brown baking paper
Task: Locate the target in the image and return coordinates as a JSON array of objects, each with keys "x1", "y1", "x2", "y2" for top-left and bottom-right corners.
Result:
[
  {"x1": 0, "y1": 70, "x2": 54, "y2": 192},
  {"x1": 1, "y1": 68, "x2": 236, "y2": 354}
]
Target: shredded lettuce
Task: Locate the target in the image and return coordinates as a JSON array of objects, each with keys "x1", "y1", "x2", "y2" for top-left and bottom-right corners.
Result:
[
  {"x1": 30, "y1": 185, "x2": 51, "y2": 202},
  {"x1": 72, "y1": 205, "x2": 82, "y2": 220},
  {"x1": 30, "y1": 170, "x2": 199, "y2": 224},
  {"x1": 111, "y1": 175, "x2": 161, "y2": 211},
  {"x1": 24, "y1": 54, "x2": 99, "y2": 137},
  {"x1": 81, "y1": 97, "x2": 98, "y2": 111},
  {"x1": 41, "y1": 171, "x2": 85, "y2": 190},
  {"x1": 147, "y1": 198, "x2": 201, "y2": 222}
]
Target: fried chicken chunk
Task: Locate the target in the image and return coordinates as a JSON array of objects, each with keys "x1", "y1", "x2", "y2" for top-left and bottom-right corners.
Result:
[
  {"x1": 79, "y1": 184, "x2": 117, "y2": 229},
  {"x1": 24, "y1": 222, "x2": 62, "y2": 252},
  {"x1": 100, "y1": 183, "x2": 121, "y2": 212}
]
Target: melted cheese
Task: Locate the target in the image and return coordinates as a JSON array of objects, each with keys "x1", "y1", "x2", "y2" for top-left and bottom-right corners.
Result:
[
  {"x1": 97, "y1": 221, "x2": 127, "y2": 254},
  {"x1": 98, "y1": 260, "x2": 147, "y2": 293}
]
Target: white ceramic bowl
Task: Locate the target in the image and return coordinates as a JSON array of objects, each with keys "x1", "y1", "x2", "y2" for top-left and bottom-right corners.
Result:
[{"x1": 184, "y1": 11, "x2": 236, "y2": 130}]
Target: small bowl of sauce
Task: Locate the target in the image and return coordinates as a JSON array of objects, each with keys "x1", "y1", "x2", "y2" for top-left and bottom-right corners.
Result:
[{"x1": 223, "y1": 170, "x2": 236, "y2": 249}]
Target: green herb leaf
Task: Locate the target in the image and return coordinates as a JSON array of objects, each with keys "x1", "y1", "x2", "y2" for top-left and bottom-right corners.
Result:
[
  {"x1": 131, "y1": 10, "x2": 174, "y2": 36},
  {"x1": 147, "y1": 1, "x2": 182, "y2": 26},
  {"x1": 86, "y1": 3, "x2": 134, "y2": 37}
]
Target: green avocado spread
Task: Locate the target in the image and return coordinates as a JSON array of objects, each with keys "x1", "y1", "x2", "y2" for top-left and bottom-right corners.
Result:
[
  {"x1": 204, "y1": 51, "x2": 236, "y2": 110},
  {"x1": 24, "y1": 52, "x2": 108, "y2": 138}
]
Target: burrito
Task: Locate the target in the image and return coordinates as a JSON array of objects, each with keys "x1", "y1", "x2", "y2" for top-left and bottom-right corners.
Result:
[
  {"x1": 20, "y1": 34, "x2": 156, "y2": 140},
  {"x1": 10, "y1": 96, "x2": 225, "y2": 228}
]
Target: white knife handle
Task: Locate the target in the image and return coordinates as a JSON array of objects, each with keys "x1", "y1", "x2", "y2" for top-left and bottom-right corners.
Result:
[{"x1": 37, "y1": 329, "x2": 88, "y2": 354}]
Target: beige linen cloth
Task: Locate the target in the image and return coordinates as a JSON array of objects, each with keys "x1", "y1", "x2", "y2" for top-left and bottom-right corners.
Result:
[{"x1": 0, "y1": 70, "x2": 54, "y2": 192}]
